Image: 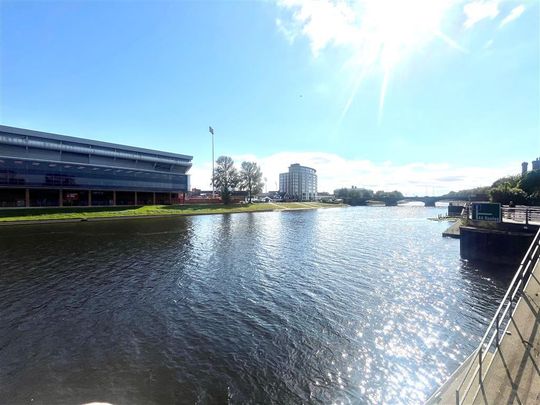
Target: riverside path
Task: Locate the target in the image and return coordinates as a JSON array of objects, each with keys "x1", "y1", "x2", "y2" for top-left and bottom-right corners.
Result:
[{"x1": 427, "y1": 228, "x2": 540, "y2": 404}]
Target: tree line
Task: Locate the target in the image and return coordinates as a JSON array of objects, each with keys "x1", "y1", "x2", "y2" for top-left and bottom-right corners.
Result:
[
  {"x1": 334, "y1": 187, "x2": 404, "y2": 206},
  {"x1": 442, "y1": 169, "x2": 540, "y2": 206},
  {"x1": 212, "y1": 156, "x2": 264, "y2": 204}
]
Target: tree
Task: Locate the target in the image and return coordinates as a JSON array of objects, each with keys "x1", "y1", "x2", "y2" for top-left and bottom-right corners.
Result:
[
  {"x1": 444, "y1": 170, "x2": 538, "y2": 206},
  {"x1": 441, "y1": 186, "x2": 490, "y2": 201},
  {"x1": 334, "y1": 187, "x2": 374, "y2": 205},
  {"x1": 489, "y1": 186, "x2": 528, "y2": 205},
  {"x1": 239, "y1": 161, "x2": 264, "y2": 203},
  {"x1": 212, "y1": 156, "x2": 239, "y2": 204},
  {"x1": 491, "y1": 174, "x2": 521, "y2": 189},
  {"x1": 519, "y1": 170, "x2": 540, "y2": 195},
  {"x1": 373, "y1": 190, "x2": 403, "y2": 206}
]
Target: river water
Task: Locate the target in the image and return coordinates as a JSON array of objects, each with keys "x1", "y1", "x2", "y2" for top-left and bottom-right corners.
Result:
[{"x1": 0, "y1": 207, "x2": 514, "y2": 404}]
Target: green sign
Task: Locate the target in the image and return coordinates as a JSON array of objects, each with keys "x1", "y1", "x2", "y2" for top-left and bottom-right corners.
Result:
[{"x1": 472, "y1": 202, "x2": 501, "y2": 222}]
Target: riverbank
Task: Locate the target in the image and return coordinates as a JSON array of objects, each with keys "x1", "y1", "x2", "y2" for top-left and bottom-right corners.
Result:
[{"x1": 0, "y1": 202, "x2": 346, "y2": 225}]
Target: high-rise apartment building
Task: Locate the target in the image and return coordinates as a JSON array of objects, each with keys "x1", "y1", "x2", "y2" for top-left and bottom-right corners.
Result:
[{"x1": 279, "y1": 163, "x2": 317, "y2": 201}]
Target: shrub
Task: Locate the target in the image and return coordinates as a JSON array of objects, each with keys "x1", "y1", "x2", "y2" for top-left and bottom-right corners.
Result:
[{"x1": 489, "y1": 186, "x2": 528, "y2": 205}]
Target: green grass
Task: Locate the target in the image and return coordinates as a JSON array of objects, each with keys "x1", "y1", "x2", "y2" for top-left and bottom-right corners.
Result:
[{"x1": 0, "y1": 202, "x2": 346, "y2": 223}]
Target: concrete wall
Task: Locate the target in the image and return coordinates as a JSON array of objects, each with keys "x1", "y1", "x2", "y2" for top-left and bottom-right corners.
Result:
[{"x1": 460, "y1": 225, "x2": 537, "y2": 265}]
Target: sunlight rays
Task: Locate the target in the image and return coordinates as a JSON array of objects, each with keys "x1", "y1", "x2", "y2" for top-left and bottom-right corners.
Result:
[
  {"x1": 346, "y1": 0, "x2": 463, "y2": 124},
  {"x1": 378, "y1": 68, "x2": 390, "y2": 124},
  {"x1": 433, "y1": 30, "x2": 470, "y2": 54},
  {"x1": 338, "y1": 67, "x2": 369, "y2": 127},
  {"x1": 277, "y1": 0, "x2": 466, "y2": 124}
]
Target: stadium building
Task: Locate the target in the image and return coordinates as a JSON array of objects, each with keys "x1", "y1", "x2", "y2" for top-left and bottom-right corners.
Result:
[{"x1": 0, "y1": 125, "x2": 192, "y2": 207}]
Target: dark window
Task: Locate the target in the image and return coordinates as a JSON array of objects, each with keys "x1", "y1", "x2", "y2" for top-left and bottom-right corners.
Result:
[
  {"x1": 61, "y1": 152, "x2": 89, "y2": 163},
  {"x1": 0, "y1": 159, "x2": 188, "y2": 192}
]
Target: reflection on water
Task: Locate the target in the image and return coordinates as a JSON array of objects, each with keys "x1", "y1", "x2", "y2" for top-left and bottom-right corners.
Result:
[{"x1": 0, "y1": 207, "x2": 514, "y2": 404}]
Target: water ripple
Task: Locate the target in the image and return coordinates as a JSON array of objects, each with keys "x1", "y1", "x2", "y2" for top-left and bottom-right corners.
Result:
[{"x1": 0, "y1": 207, "x2": 512, "y2": 404}]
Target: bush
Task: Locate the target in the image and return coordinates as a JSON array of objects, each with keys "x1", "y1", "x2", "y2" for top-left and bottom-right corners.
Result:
[
  {"x1": 527, "y1": 191, "x2": 540, "y2": 206},
  {"x1": 489, "y1": 187, "x2": 528, "y2": 205},
  {"x1": 491, "y1": 175, "x2": 521, "y2": 189},
  {"x1": 519, "y1": 170, "x2": 540, "y2": 195}
]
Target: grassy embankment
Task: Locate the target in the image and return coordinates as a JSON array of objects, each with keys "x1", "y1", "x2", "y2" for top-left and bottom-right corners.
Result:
[{"x1": 0, "y1": 202, "x2": 345, "y2": 223}]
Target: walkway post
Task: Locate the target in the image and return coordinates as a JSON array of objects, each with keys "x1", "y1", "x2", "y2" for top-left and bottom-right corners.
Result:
[
  {"x1": 496, "y1": 313, "x2": 500, "y2": 347},
  {"x1": 478, "y1": 347, "x2": 483, "y2": 384}
]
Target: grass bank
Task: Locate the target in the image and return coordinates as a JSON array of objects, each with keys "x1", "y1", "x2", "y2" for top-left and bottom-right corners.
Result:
[{"x1": 0, "y1": 202, "x2": 346, "y2": 223}]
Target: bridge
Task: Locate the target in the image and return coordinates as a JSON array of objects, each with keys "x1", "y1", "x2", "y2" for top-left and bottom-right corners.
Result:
[
  {"x1": 373, "y1": 196, "x2": 446, "y2": 207},
  {"x1": 427, "y1": 227, "x2": 540, "y2": 404},
  {"x1": 340, "y1": 195, "x2": 455, "y2": 207},
  {"x1": 398, "y1": 196, "x2": 445, "y2": 207}
]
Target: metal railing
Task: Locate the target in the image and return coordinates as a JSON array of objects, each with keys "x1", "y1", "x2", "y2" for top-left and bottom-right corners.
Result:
[
  {"x1": 462, "y1": 205, "x2": 540, "y2": 225},
  {"x1": 501, "y1": 206, "x2": 540, "y2": 225},
  {"x1": 454, "y1": 227, "x2": 540, "y2": 404}
]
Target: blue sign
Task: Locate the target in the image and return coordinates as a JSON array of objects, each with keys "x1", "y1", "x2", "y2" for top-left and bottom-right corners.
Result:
[{"x1": 472, "y1": 202, "x2": 501, "y2": 222}]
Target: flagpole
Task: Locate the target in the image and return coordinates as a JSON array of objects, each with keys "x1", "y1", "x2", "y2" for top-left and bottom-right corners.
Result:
[{"x1": 209, "y1": 126, "x2": 215, "y2": 198}]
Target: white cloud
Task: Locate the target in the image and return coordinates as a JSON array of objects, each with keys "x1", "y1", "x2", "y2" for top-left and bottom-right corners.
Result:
[
  {"x1": 463, "y1": 1, "x2": 500, "y2": 29},
  {"x1": 189, "y1": 151, "x2": 517, "y2": 196},
  {"x1": 277, "y1": 0, "x2": 359, "y2": 56},
  {"x1": 499, "y1": 5, "x2": 525, "y2": 27},
  {"x1": 277, "y1": 0, "x2": 460, "y2": 61},
  {"x1": 275, "y1": 0, "x2": 466, "y2": 121},
  {"x1": 188, "y1": 159, "x2": 213, "y2": 191},
  {"x1": 275, "y1": 18, "x2": 297, "y2": 44}
]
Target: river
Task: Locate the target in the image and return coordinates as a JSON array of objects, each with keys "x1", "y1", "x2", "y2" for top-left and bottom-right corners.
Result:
[{"x1": 0, "y1": 206, "x2": 514, "y2": 404}]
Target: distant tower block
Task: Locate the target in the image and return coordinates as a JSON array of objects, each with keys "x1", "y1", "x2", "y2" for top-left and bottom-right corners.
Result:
[
  {"x1": 532, "y1": 157, "x2": 540, "y2": 171},
  {"x1": 522, "y1": 161, "x2": 529, "y2": 176}
]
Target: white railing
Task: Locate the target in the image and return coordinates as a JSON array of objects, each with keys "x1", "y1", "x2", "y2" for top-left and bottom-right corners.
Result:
[
  {"x1": 454, "y1": 227, "x2": 540, "y2": 404},
  {"x1": 501, "y1": 206, "x2": 540, "y2": 225}
]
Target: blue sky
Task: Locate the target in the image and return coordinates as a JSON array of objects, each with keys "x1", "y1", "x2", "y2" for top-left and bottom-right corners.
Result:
[{"x1": 1, "y1": 0, "x2": 538, "y2": 194}]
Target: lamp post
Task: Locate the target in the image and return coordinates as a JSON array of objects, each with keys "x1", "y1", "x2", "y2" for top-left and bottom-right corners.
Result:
[{"x1": 209, "y1": 126, "x2": 215, "y2": 198}]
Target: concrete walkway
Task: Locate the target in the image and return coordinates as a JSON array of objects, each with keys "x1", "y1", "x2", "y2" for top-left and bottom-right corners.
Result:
[
  {"x1": 428, "y1": 259, "x2": 540, "y2": 404},
  {"x1": 471, "y1": 259, "x2": 540, "y2": 404},
  {"x1": 442, "y1": 219, "x2": 462, "y2": 238}
]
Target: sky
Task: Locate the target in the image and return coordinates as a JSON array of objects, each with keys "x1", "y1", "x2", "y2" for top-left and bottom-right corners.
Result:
[{"x1": 0, "y1": 0, "x2": 538, "y2": 195}]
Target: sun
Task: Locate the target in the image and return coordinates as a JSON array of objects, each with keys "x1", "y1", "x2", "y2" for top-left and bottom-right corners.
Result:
[
  {"x1": 278, "y1": 0, "x2": 464, "y2": 122},
  {"x1": 341, "y1": 0, "x2": 463, "y2": 121}
]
